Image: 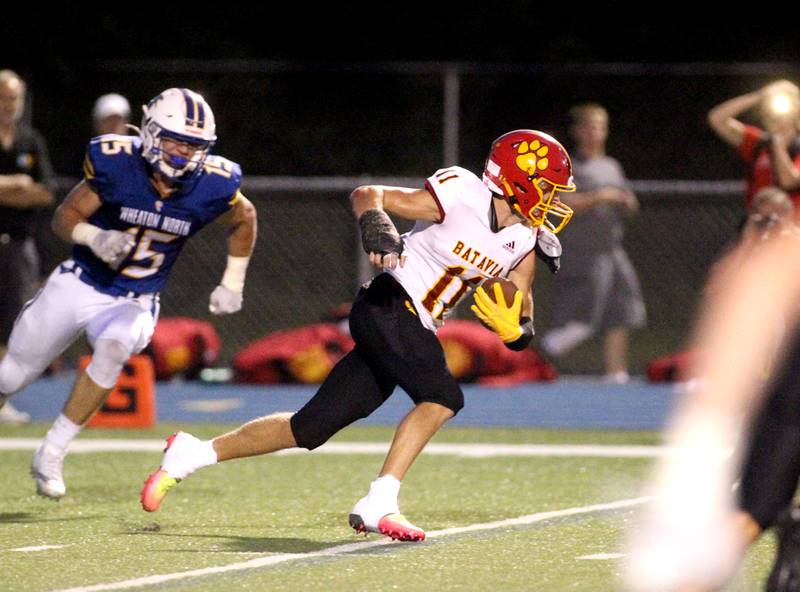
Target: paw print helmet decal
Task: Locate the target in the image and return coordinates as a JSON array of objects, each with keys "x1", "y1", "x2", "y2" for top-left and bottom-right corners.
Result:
[{"x1": 482, "y1": 129, "x2": 575, "y2": 233}]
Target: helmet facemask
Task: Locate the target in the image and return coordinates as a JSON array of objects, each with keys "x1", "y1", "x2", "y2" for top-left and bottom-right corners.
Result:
[
  {"x1": 500, "y1": 175, "x2": 574, "y2": 234},
  {"x1": 525, "y1": 176, "x2": 574, "y2": 233},
  {"x1": 144, "y1": 123, "x2": 213, "y2": 184}
]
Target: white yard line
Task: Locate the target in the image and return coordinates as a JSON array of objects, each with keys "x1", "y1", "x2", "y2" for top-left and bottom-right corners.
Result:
[
  {"x1": 0, "y1": 438, "x2": 668, "y2": 458},
  {"x1": 577, "y1": 553, "x2": 626, "y2": 560},
  {"x1": 49, "y1": 496, "x2": 652, "y2": 592},
  {"x1": 178, "y1": 398, "x2": 244, "y2": 413},
  {"x1": 8, "y1": 544, "x2": 70, "y2": 553}
]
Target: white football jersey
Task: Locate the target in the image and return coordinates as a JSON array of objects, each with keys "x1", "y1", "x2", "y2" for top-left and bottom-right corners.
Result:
[{"x1": 388, "y1": 166, "x2": 538, "y2": 331}]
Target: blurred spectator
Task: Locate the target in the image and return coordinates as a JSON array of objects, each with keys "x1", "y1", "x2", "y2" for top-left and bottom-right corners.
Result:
[
  {"x1": 740, "y1": 185, "x2": 797, "y2": 241},
  {"x1": 540, "y1": 103, "x2": 645, "y2": 382},
  {"x1": 91, "y1": 93, "x2": 130, "y2": 136},
  {"x1": 710, "y1": 186, "x2": 797, "y2": 289},
  {"x1": 708, "y1": 80, "x2": 800, "y2": 212},
  {"x1": 0, "y1": 69, "x2": 55, "y2": 424}
]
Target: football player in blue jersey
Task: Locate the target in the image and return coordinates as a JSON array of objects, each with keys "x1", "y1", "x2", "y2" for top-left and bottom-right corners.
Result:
[{"x1": 0, "y1": 88, "x2": 257, "y2": 499}]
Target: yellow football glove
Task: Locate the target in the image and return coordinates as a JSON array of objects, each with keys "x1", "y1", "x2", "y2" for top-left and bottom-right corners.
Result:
[{"x1": 470, "y1": 283, "x2": 523, "y2": 343}]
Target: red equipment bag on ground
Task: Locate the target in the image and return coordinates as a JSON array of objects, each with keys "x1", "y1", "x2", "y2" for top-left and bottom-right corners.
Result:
[
  {"x1": 234, "y1": 317, "x2": 556, "y2": 385},
  {"x1": 148, "y1": 317, "x2": 222, "y2": 380},
  {"x1": 646, "y1": 349, "x2": 697, "y2": 382},
  {"x1": 437, "y1": 320, "x2": 557, "y2": 385},
  {"x1": 233, "y1": 323, "x2": 355, "y2": 384}
]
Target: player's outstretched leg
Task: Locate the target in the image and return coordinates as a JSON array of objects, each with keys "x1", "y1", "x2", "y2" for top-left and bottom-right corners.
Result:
[
  {"x1": 31, "y1": 366, "x2": 117, "y2": 499},
  {"x1": 347, "y1": 402, "x2": 454, "y2": 542},
  {"x1": 141, "y1": 413, "x2": 297, "y2": 512},
  {"x1": 141, "y1": 432, "x2": 217, "y2": 512}
]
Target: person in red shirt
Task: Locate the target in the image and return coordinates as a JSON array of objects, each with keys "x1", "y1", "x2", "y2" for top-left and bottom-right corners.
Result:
[{"x1": 708, "y1": 80, "x2": 800, "y2": 211}]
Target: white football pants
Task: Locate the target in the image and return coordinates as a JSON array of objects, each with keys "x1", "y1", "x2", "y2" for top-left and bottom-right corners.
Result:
[{"x1": 0, "y1": 262, "x2": 159, "y2": 395}]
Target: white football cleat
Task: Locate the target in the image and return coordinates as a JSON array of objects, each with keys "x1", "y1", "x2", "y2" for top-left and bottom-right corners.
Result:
[
  {"x1": 349, "y1": 495, "x2": 426, "y2": 542},
  {"x1": 0, "y1": 401, "x2": 31, "y2": 425},
  {"x1": 31, "y1": 442, "x2": 67, "y2": 499}
]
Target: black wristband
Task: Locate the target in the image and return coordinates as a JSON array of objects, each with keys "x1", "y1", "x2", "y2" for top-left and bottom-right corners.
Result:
[
  {"x1": 358, "y1": 209, "x2": 403, "y2": 256},
  {"x1": 505, "y1": 316, "x2": 534, "y2": 351}
]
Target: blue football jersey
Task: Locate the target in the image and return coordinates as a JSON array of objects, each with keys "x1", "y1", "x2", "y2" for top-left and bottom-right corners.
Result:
[{"x1": 74, "y1": 134, "x2": 241, "y2": 296}]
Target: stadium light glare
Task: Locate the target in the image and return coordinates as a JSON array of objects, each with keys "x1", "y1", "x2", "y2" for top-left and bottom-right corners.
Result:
[{"x1": 770, "y1": 93, "x2": 794, "y2": 115}]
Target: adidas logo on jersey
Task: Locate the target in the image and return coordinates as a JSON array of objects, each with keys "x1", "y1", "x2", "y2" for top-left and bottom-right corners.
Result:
[{"x1": 502, "y1": 241, "x2": 516, "y2": 253}]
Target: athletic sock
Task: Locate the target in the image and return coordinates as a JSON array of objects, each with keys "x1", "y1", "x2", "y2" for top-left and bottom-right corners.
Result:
[
  {"x1": 162, "y1": 435, "x2": 218, "y2": 479},
  {"x1": 368, "y1": 474, "x2": 401, "y2": 511},
  {"x1": 198, "y1": 439, "x2": 219, "y2": 468},
  {"x1": 44, "y1": 414, "x2": 81, "y2": 451}
]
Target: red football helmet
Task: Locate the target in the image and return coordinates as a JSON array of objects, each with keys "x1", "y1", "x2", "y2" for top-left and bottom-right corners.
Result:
[{"x1": 482, "y1": 130, "x2": 575, "y2": 233}]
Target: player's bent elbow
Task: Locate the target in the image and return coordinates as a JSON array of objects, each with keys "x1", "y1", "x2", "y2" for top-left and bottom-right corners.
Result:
[
  {"x1": 350, "y1": 185, "x2": 383, "y2": 213},
  {"x1": 707, "y1": 110, "x2": 730, "y2": 136}
]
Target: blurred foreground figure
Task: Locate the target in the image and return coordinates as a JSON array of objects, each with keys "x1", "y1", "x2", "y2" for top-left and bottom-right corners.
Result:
[
  {"x1": 0, "y1": 88, "x2": 256, "y2": 499},
  {"x1": 623, "y1": 222, "x2": 800, "y2": 590}
]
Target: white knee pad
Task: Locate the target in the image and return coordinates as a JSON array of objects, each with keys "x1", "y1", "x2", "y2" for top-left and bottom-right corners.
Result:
[
  {"x1": 0, "y1": 352, "x2": 41, "y2": 395},
  {"x1": 86, "y1": 338, "x2": 132, "y2": 389}
]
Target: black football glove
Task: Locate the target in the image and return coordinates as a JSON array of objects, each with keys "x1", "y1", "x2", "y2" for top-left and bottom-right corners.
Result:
[{"x1": 359, "y1": 209, "x2": 403, "y2": 257}]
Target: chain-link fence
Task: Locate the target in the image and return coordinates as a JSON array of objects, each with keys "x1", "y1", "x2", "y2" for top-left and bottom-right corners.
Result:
[
  {"x1": 450, "y1": 182, "x2": 746, "y2": 374},
  {"x1": 540, "y1": 184, "x2": 744, "y2": 374},
  {"x1": 164, "y1": 188, "x2": 359, "y2": 351},
  {"x1": 25, "y1": 61, "x2": 800, "y2": 183},
  {"x1": 27, "y1": 58, "x2": 771, "y2": 374},
  {"x1": 42, "y1": 178, "x2": 746, "y2": 375}
]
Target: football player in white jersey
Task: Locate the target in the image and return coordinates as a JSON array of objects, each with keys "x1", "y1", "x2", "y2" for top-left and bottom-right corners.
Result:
[{"x1": 141, "y1": 130, "x2": 575, "y2": 542}]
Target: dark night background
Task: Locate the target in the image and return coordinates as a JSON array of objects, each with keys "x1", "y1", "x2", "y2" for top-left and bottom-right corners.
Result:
[
  {"x1": 4, "y1": 11, "x2": 800, "y2": 180},
  {"x1": 3, "y1": 9, "x2": 800, "y2": 371}
]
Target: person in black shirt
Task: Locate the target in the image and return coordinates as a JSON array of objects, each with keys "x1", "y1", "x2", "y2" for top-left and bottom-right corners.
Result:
[{"x1": 0, "y1": 69, "x2": 54, "y2": 424}]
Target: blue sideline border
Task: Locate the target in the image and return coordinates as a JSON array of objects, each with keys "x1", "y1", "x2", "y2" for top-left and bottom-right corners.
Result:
[{"x1": 9, "y1": 374, "x2": 681, "y2": 430}]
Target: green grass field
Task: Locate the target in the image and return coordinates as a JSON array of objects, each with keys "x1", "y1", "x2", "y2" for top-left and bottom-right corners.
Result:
[{"x1": 0, "y1": 423, "x2": 776, "y2": 591}]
